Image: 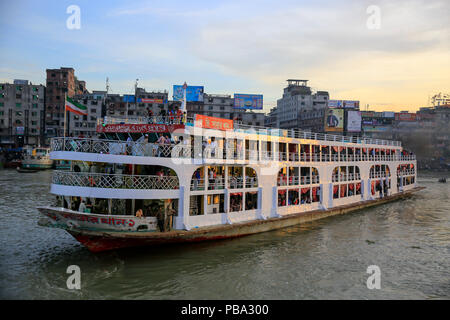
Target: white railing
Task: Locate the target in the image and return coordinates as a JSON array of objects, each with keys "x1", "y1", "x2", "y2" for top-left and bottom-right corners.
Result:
[
  {"x1": 332, "y1": 173, "x2": 362, "y2": 182},
  {"x1": 397, "y1": 170, "x2": 416, "y2": 176},
  {"x1": 50, "y1": 137, "x2": 416, "y2": 162},
  {"x1": 97, "y1": 115, "x2": 402, "y2": 146},
  {"x1": 370, "y1": 172, "x2": 391, "y2": 179},
  {"x1": 278, "y1": 175, "x2": 320, "y2": 186},
  {"x1": 52, "y1": 171, "x2": 179, "y2": 190}
]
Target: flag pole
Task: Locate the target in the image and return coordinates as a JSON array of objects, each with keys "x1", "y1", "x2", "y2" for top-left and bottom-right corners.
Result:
[{"x1": 64, "y1": 92, "x2": 67, "y2": 139}]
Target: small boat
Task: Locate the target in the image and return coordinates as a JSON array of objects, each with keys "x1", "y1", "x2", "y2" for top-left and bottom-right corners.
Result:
[
  {"x1": 16, "y1": 167, "x2": 38, "y2": 173},
  {"x1": 438, "y1": 178, "x2": 446, "y2": 183},
  {"x1": 21, "y1": 147, "x2": 53, "y2": 170}
]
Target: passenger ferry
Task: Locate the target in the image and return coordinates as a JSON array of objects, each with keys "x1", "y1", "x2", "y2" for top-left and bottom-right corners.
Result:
[
  {"x1": 21, "y1": 147, "x2": 53, "y2": 170},
  {"x1": 37, "y1": 114, "x2": 422, "y2": 252}
]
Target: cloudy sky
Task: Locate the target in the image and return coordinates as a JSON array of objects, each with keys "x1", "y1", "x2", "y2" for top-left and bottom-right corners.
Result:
[{"x1": 0, "y1": 0, "x2": 448, "y2": 112}]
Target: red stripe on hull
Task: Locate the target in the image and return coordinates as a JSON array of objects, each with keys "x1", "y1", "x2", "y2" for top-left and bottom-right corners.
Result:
[{"x1": 71, "y1": 232, "x2": 244, "y2": 252}]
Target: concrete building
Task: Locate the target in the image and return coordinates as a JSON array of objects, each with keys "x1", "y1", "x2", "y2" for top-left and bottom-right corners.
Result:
[
  {"x1": 265, "y1": 80, "x2": 329, "y2": 131},
  {"x1": 69, "y1": 91, "x2": 107, "y2": 137},
  {"x1": 45, "y1": 67, "x2": 88, "y2": 138},
  {"x1": 0, "y1": 80, "x2": 45, "y2": 147}
]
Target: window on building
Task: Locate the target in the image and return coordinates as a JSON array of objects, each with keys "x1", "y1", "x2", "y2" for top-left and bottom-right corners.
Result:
[
  {"x1": 90, "y1": 109, "x2": 96, "y2": 113},
  {"x1": 16, "y1": 103, "x2": 21, "y2": 107},
  {"x1": 32, "y1": 103, "x2": 38, "y2": 108}
]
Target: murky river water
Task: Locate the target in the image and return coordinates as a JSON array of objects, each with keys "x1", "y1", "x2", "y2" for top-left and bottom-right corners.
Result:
[{"x1": 0, "y1": 169, "x2": 449, "y2": 299}]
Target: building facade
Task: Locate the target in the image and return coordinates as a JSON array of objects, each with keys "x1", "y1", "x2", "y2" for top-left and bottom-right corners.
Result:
[
  {"x1": 265, "y1": 80, "x2": 329, "y2": 130},
  {"x1": 0, "y1": 80, "x2": 45, "y2": 146},
  {"x1": 45, "y1": 67, "x2": 88, "y2": 139}
]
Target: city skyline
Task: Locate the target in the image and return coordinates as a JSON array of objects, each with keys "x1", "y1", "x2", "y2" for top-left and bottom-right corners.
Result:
[{"x1": 1, "y1": 0, "x2": 449, "y2": 113}]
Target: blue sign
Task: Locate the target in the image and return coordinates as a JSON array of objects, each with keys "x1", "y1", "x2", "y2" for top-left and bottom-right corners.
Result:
[
  {"x1": 173, "y1": 85, "x2": 204, "y2": 102},
  {"x1": 233, "y1": 94, "x2": 263, "y2": 110},
  {"x1": 123, "y1": 95, "x2": 135, "y2": 103}
]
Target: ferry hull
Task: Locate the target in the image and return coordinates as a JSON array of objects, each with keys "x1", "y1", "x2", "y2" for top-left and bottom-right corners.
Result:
[{"x1": 47, "y1": 187, "x2": 424, "y2": 252}]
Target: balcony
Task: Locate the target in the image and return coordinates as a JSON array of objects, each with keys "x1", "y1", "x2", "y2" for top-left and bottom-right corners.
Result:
[{"x1": 52, "y1": 171, "x2": 179, "y2": 190}]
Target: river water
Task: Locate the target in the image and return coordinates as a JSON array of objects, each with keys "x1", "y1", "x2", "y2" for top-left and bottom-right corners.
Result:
[{"x1": 0, "y1": 169, "x2": 449, "y2": 300}]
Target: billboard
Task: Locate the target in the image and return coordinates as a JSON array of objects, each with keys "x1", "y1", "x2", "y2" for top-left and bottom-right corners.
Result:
[
  {"x1": 173, "y1": 85, "x2": 204, "y2": 102},
  {"x1": 395, "y1": 112, "x2": 417, "y2": 121},
  {"x1": 123, "y1": 95, "x2": 135, "y2": 103},
  {"x1": 324, "y1": 108, "x2": 344, "y2": 132},
  {"x1": 139, "y1": 98, "x2": 165, "y2": 104},
  {"x1": 343, "y1": 100, "x2": 359, "y2": 108},
  {"x1": 347, "y1": 110, "x2": 362, "y2": 132},
  {"x1": 233, "y1": 94, "x2": 263, "y2": 110},
  {"x1": 382, "y1": 111, "x2": 395, "y2": 118},
  {"x1": 328, "y1": 100, "x2": 359, "y2": 108},
  {"x1": 327, "y1": 100, "x2": 343, "y2": 108}
]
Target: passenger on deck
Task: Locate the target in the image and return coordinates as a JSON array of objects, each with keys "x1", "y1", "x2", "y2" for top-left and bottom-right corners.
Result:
[
  {"x1": 135, "y1": 209, "x2": 143, "y2": 218},
  {"x1": 78, "y1": 200, "x2": 86, "y2": 213}
]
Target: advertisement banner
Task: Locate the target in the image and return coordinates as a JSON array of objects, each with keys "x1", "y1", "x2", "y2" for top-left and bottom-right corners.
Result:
[
  {"x1": 347, "y1": 110, "x2": 362, "y2": 132},
  {"x1": 139, "y1": 98, "x2": 164, "y2": 104},
  {"x1": 343, "y1": 100, "x2": 360, "y2": 109},
  {"x1": 361, "y1": 111, "x2": 374, "y2": 117},
  {"x1": 362, "y1": 126, "x2": 390, "y2": 132},
  {"x1": 233, "y1": 94, "x2": 263, "y2": 110},
  {"x1": 324, "y1": 108, "x2": 344, "y2": 132},
  {"x1": 395, "y1": 113, "x2": 417, "y2": 121},
  {"x1": 327, "y1": 100, "x2": 343, "y2": 108},
  {"x1": 96, "y1": 124, "x2": 184, "y2": 133},
  {"x1": 382, "y1": 111, "x2": 395, "y2": 118},
  {"x1": 16, "y1": 127, "x2": 25, "y2": 135},
  {"x1": 173, "y1": 85, "x2": 204, "y2": 102},
  {"x1": 194, "y1": 114, "x2": 233, "y2": 131},
  {"x1": 123, "y1": 95, "x2": 135, "y2": 103}
]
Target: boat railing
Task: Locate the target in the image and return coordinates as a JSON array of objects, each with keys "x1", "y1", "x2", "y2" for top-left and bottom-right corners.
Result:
[
  {"x1": 50, "y1": 137, "x2": 416, "y2": 162},
  {"x1": 397, "y1": 170, "x2": 415, "y2": 176},
  {"x1": 369, "y1": 172, "x2": 391, "y2": 179},
  {"x1": 278, "y1": 175, "x2": 320, "y2": 186},
  {"x1": 190, "y1": 179, "x2": 205, "y2": 191},
  {"x1": 207, "y1": 177, "x2": 225, "y2": 190},
  {"x1": 332, "y1": 173, "x2": 362, "y2": 182},
  {"x1": 52, "y1": 171, "x2": 180, "y2": 190}
]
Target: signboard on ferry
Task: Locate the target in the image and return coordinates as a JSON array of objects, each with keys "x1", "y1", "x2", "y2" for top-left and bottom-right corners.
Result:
[{"x1": 194, "y1": 114, "x2": 234, "y2": 131}]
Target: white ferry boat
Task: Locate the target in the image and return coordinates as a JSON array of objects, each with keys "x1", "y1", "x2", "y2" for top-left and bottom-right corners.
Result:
[
  {"x1": 37, "y1": 114, "x2": 422, "y2": 252},
  {"x1": 21, "y1": 147, "x2": 53, "y2": 170}
]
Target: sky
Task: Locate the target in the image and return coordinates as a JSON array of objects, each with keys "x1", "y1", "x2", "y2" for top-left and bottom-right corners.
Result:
[{"x1": 0, "y1": 0, "x2": 449, "y2": 113}]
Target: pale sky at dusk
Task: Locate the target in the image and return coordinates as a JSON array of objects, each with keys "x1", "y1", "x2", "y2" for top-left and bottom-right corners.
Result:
[{"x1": 0, "y1": 0, "x2": 448, "y2": 113}]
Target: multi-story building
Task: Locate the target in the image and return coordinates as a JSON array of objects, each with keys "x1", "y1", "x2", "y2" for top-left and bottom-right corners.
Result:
[
  {"x1": 134, "y1": 87, "x2": 168, "y2": 117},
  {"x1": 45, "y1": 67, "x2": 88, "y2": 138},
  {"x1": 69, "y1": 91, "x2": 106, "y2": 137},
  {"x1": 265, "y1": 79, "x2": 329, "y2": 130},
  {"x1": 0, "y1": 80, "x2": 45, "y2": 147}
]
